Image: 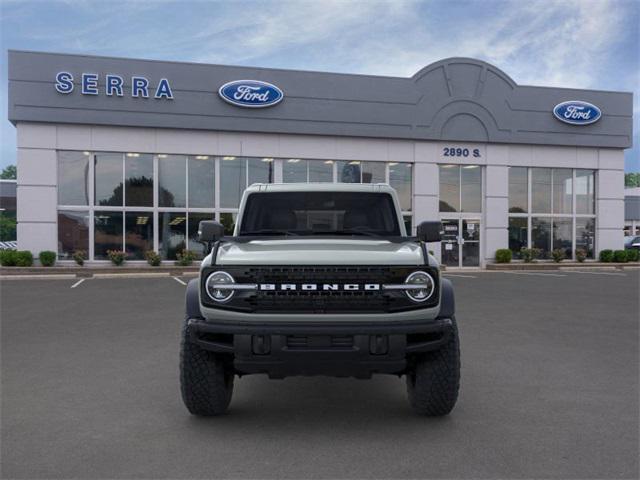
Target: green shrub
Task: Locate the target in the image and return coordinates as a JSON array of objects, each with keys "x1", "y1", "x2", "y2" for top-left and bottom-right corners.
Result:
[
  {"x1": 495, "y1": 249, "x2": 512, "y2": 263},
  {"x1": 107, "y1": 250, "x2": 127, "y2": 266},
  {"x1": 551, "y1": 249, "x2": 565, "y2": 263},
  {"x1": 144, "y1": 250, "x2": 161, "y2": 266},
  {"x1": 626, "y1": 249, "x2": 639, "y2": 262},
  {"x1": 15, "y1": 250, "x2": 34, "y2": 267},
  {"x1": 599, "y1": 249, "x2": 614, "y2": 262},
  {"x1": 0, "y1": 249, "x2": 18, "y2": 266},
  {"x1": 39, "y1": 250, "x2": 57, "y2": 267},
  {"x1": 575, "y1": 249, "x2": 587, "y2": 263},
  {"x1": 73, "y1": 250, "x2": 87, "y2": 266},
  {"x1": 613, "y1": 250, "x2": 628, "y2": 263},
  {"x1": 520, "y1": 247, "x2": 542, "y2": 263},
  {"x1": 175, "y1": 249, "x2": 197, "y2": 266}
]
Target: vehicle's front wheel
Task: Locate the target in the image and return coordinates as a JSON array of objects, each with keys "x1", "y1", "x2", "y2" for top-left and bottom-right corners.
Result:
[
  {"x1": 406, "y1": 317, "x2": 460, "y2": 416},
  {"x1": 180, "y1": 319, "x2": 234, "y2": 416}
]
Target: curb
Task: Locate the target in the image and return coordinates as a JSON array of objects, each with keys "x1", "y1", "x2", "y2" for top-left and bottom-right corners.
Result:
[
  {"x1": 486, "y1": 262, "x2": 638, "y2": 271},
  {"x1": 0, "y1": 266, "x2": 199, "y2": 280}
]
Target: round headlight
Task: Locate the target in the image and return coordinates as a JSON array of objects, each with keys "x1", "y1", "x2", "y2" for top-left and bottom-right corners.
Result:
[
  {"x1": 404, "y1": 271, "x2": 435, "y2": 302},
  {"x1": 205, "y1": 271, "x2": 235, "y2": 302}
]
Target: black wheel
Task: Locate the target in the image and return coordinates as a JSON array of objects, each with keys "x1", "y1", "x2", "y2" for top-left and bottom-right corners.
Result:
[
  {"x1": 180, "y1": 318, "x2": 234, "y2": 416},
  {"x1": 406, "y1": 317, "x2": 460, "y2": 416}
]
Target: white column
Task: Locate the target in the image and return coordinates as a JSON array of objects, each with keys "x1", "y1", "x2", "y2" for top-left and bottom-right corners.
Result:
[
  {"x1": 413, "y1": 142, "x2": 439, "y2": 258},
  {"x1": 596, "y1": 149, "x2": 625, "y2": 252},
  {"x1": 484, "y1": 165, "x2": 509, "y2": 263},
  {"x1": 16, "y1": 123, "x2": 58, "y2": 257}
]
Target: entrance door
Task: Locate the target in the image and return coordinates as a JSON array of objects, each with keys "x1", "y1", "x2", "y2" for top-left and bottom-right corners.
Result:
[{"x1": 440, "y1": 218, "x2": 480, "y2": 268}]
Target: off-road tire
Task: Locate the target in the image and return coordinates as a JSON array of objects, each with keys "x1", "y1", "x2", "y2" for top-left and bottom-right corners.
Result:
[
  {"x1": 406, "y1": 317, "x2": 460, "y2": 416},
  {"x1": 180, "y1": 318, "x2": 234, "y2": 416}
]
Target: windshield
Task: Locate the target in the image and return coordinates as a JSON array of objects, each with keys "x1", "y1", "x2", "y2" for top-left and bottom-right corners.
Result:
[{"x1": 239, "y1": 191, "x2": 401, "y2": 236}]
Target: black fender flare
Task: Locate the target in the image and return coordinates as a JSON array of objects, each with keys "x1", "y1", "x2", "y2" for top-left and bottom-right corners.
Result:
[
  {"x1": 437, "y1": 277, "x2": 455, "y2": 318},
  {"x1": 185, "y1": 278, "x2": 203, "y2": 319}
]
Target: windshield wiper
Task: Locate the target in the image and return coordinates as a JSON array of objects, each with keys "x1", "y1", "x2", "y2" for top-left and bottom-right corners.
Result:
[{"x1": 240, "y1": 229, "x2": 299, "y2": 236}]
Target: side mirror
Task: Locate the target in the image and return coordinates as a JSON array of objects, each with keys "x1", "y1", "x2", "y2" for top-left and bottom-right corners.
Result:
[
  {"x1": 416, "y1": 221, "x2": 442, "y2": 243},
  {"x1": 198, "y1": 220, "x2": 225, "y2": 243}
]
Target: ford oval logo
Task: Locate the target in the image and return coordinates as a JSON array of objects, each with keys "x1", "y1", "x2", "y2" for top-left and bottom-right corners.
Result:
[
  {"x1": 553, "y1": 100, "x2": 601, "y2": 125},
  {"x1": 218, "y1": 80, "x2": 283, "y2": 108}
]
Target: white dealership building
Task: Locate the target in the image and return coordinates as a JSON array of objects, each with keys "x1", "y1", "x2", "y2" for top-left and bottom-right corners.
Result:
[{"x1": 7, "y1": 51, "x2": 633, "y2": 267}]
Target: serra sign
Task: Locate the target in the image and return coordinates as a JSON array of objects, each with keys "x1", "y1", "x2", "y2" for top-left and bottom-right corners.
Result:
[
  {"x1": 553, "y1": 100, "x2": 601, "y2": 125},
  {"x1": 218, "y1": 80, "x2": 283, "y2": 108},
  {"x1": 55, "y1": 72, "x2": 174, "y2": 99}
]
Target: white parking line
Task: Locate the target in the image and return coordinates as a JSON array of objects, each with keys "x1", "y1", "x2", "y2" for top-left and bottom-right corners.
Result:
[
  {"x1": 568, "y1": 270, "x2": 626, "y2": 276},
  {"x1": 443, "y1": 274, "x2": 477, "y2": 278},
  {"x1": 70, "y1": 278, "x2": 86, "y2": 288},
  {"x1": 500, "y1": 271, "x2": 567, "y2": 277},
  {"x1": 173, "y1": 276, "x2": 187, "y2": 286}
]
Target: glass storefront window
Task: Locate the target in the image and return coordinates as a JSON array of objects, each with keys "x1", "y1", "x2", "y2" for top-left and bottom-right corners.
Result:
[
  {"x1": 337, "y1": 161, "x2": 361, "y2": 183},
  {"x1": 158, "y1": 155, "x2": 186, "y2": 208},
  {"x1": 508, "y1": 167, "x2": 528, "y2": 213},
  {"x1": 188, "y1": 213, "x2": 214, "y2": 259},
  {"x1": 125, "y1": 153, "x2": 153, "y2": 207},
  {"x1": 220, "y1": 212, "x2": 238, "y2": 236},
  {"x1": 390, "y1": 163, "x2": 412, "y2": 211},
  {"x1": 125, "y1": 212, "x2": 153, "y2": 260},
  {"x1": 575, "y1": 170, "x2": 595, "y2": 214},
  {"x1": 439, "y1": 165, "x2": 459, "y2": 212},
  {"x1": 552, "y1": 217, "x2": 572, "y2": 258},
  {"x1": 309, "y1": 160, "x2": 333, "y2": 182},
  {"x1": 576, "y1": 218, "x2": 595, "y2": 258},
  {"x1": 249, "y1": 158, "x2": 274, "y2": 185},
  {"x1": 403, "y1": 215, "x2": 412, "y2": 235},
  {"x1": 158, "y1": 212, "x2": 187, "y2": 260},
  {"x1": 283, "y1": 159, "x2": 307, "y2": 182},
  {"x1": 361, "y1": 162, "x2": 385, "y2": 184},
  {"x1": 95, "y1": 153, "x2": 123, "y2": 206},
  {"x1": 57, "y1": 210, "x2": 89, "y2": 259},
  {"x1": 531, "y1": 217, "x2": 551, "y2": 259},
  {"x1": 188, "y1": 156, "x2": 215, "y2": 208},
  {"x1": 508, "y1": 217, "x2": 527, "y2": 258},
  {"x1": 552, "y1": 169, "x2": 572, "y2": 214},
  {"x1": 531, "y1": 168, "x2": 552, "y2": 213},
  {"x1": 94, "y1": 211, "x2": 123, "y2": 259},
  {"x1": 220, "y1": 157, "x2": 246, "y2": 208},
  {"x1": 58, "y1": 151, "x2": 90, "y2": 205},
  {"x1": 461, "y1": 165, "x2": 481, "y2": 212}
]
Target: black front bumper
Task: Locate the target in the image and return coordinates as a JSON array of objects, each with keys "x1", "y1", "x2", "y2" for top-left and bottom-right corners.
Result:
[{"x1": 187, "y1": 318, "x2": 453, "y2": 378}]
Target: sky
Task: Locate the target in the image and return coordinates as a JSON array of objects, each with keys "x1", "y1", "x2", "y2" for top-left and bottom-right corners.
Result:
[{"x1": 0, "y1": 0, "x2": 638, "y2": 172}]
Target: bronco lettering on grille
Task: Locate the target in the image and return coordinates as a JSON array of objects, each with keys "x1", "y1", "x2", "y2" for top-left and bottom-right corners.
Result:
[{"x1": 259, "y1": 284, "x2": 381, "y2": 291}]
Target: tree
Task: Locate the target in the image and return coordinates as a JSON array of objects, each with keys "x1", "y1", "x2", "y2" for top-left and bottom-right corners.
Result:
[
  {"x1": 1, "y1": 165, "x2": 16, "y2": 179},
  {"x1": 625, "y1": 173, "x2": 640, "y2": 188}
]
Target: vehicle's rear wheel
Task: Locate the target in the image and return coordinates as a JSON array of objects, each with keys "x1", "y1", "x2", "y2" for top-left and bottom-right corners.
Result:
[
  {"x1": 406, "y1": 317, "x2": 460, "y2": 416},
  {"x1": 180, "y1": 318, "x2": 234, "y2": 416}
]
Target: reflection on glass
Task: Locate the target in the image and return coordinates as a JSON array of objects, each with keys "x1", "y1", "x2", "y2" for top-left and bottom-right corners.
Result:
[
  {"x1": 508, "y1": 217, "x2": 527, "y2": 258},
  {"x1": 576, "y1": 218, "x2": 595, "y2": 258},
  {"x1": 337, "y1": 161, "x2": 361, "y2": 183},
  {"x1": 95, "y1": 153, "x2": 123, "y2": 206},
  {"x1": 461, "y1": 165, "x2": 481, "y2": 212},
  {"x1": 309, "y1": 160, "x2": 333, "y2": 182},
  {"x1": 158, "y1": 155, "x2": 186, "y2": 207},
  {"x1": 552, "y1": 217, "x2": 572, "y2": 258},
  {"x1": 188, "y1": 213, "x2": 214, "y2": 259},
  {"x1": 94, "y1": 211, "x2": 123, "y2": 259},
  {"x1": 283, "y1": 159, "x2": 307, "y2": 183},
  {"x1": 508, "y1": 167, "x2": 528, "y2": 213},
  {"x1": 248, "y1": 158, "x2": 273, "y2": 185},
  {"x1": 58, "y1": 210, "x2": 89, "y2": 259},
  {"x1": 159, "y1": 212, "x2": 186, "y2": 260},
  {"x1": 58, "y1": 151, "x2": 90, "y2": 205},
  {"x1": 125, "y1": 154, "x2": 153, "y2": 207},
  {"x1": 125, "y1": 212, "x2": 153, "y2": 260},
  {"x1": 220, "y1": 157, "x2": 246, "y2": 208},
  {"x1": 390, "y1": 163, "x2": 412, "y2": 211},
  {"x1": 531, "y1": 217, "x2": 551, "y2": 258},
  {"x1": 188, "y1": 156, "x2": 215, "y2": 208},
  {"x1": 439, "y1": 165, "x2": 459, "y2": 212},
  {"x1": 361, "y1": 162, "x2": 385, "y2": 184},
  {"x1": 220, "y1": 212, "x2": 237, "y2": 235},
  {"x1": 575, "y1": 170, "x2": 595, "y2": 214},
  {"x1": 531, "y1": 168, "x2": 552, "y2": 213},
  {"x1": 553, "y1": 169, "x2": 572, "y2": 214},
  {"x1": 440, "y1": 219, "x2": 459, "y2": 267}
]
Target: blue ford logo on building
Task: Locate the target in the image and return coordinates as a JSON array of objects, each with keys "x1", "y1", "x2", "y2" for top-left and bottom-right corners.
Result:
[
  {"x1": 553, "y1": 100, "x2": 601, "y2": 125},
  {"x1": 218, "y1": 80, "x2": 283, "y2": 108}
]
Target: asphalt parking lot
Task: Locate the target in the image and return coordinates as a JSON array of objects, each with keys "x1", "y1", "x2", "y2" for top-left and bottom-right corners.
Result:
[{"x1": 1, "y1": 270, "x2": 638, "y2": 479}]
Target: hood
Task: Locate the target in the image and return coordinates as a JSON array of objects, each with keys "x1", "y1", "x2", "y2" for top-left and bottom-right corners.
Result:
[{"x1": 213, "y1": 238, "x2": 426, "y2": 265}]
